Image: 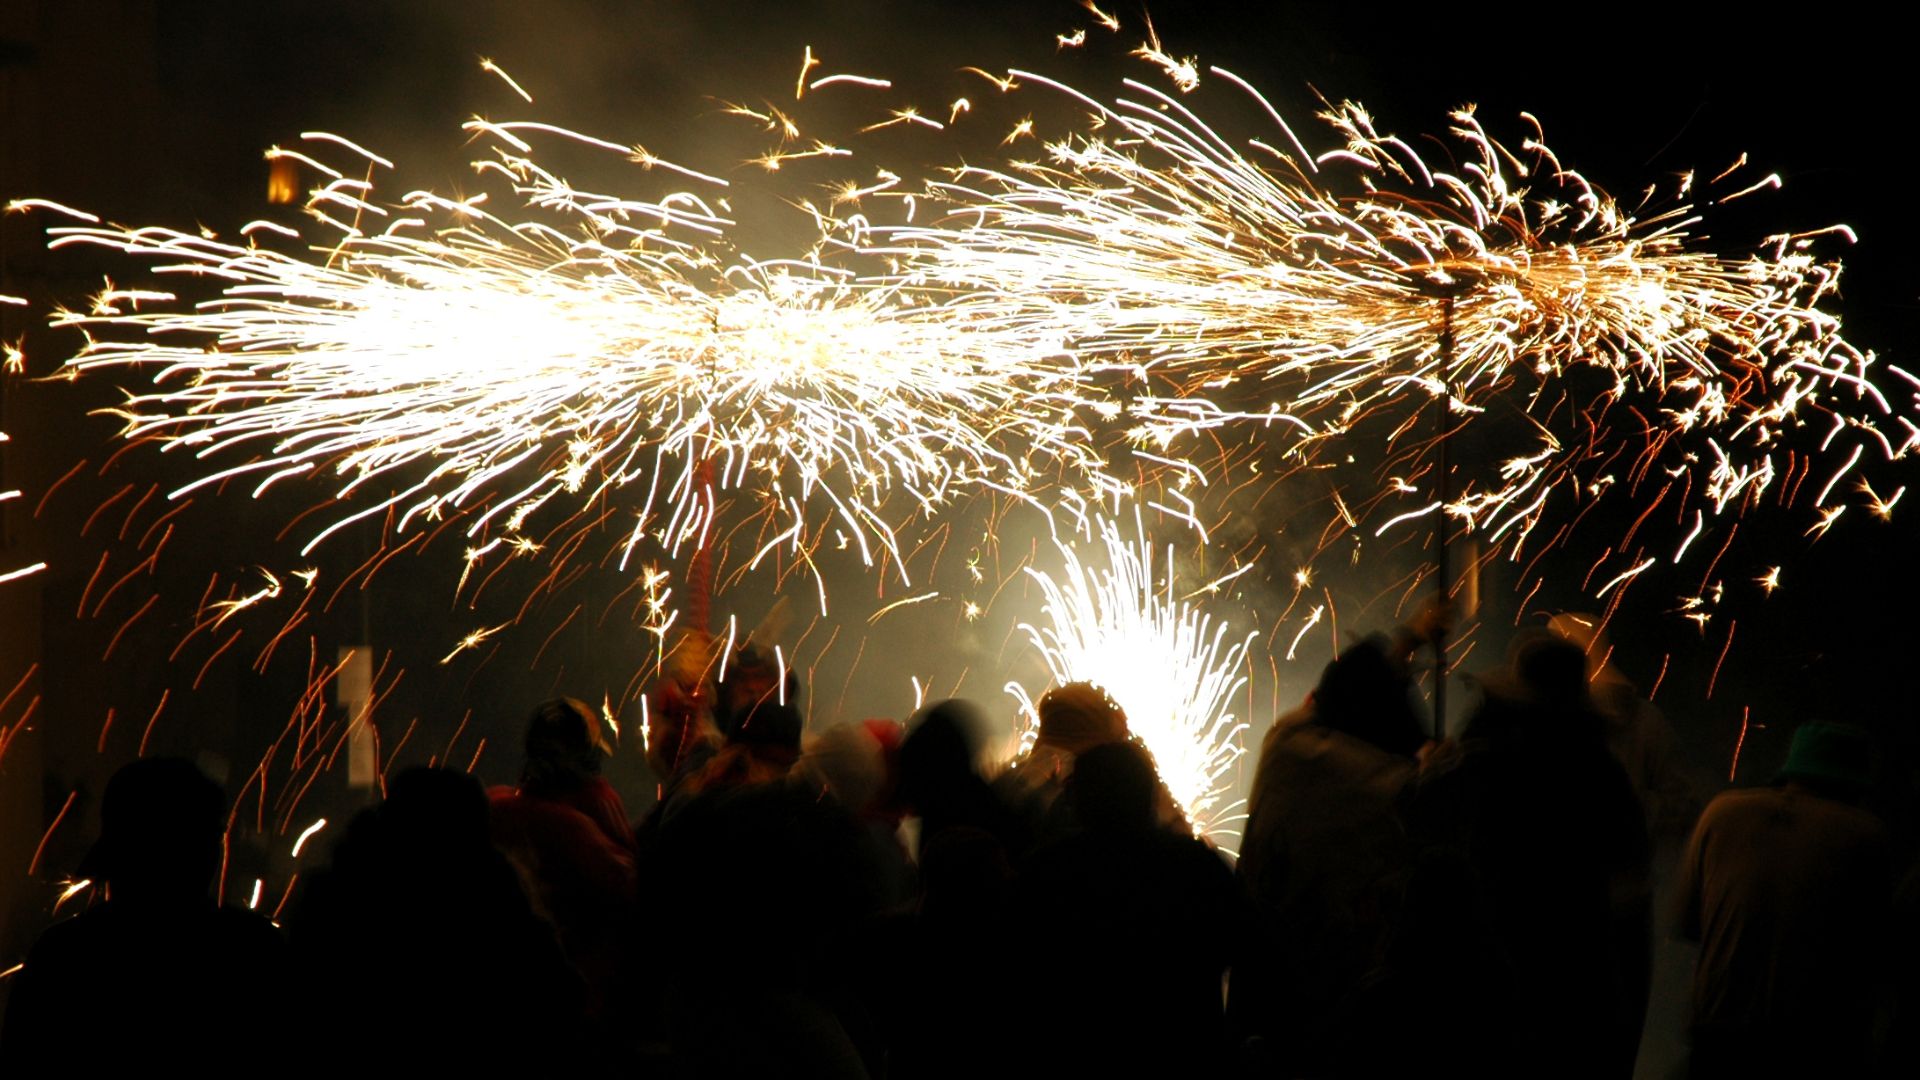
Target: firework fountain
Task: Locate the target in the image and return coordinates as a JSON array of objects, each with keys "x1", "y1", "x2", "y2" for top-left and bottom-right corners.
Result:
[{"x1": 1007, "y1": 508, "x2": 1256, "y2": 844}]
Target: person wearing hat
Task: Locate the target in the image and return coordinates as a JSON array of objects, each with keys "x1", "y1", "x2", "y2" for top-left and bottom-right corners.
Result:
[
  {"x1": 1674, "y1": 722, "x2": 1894, "y2": 1078},
  {"x1": 488, "y1": 698, "x2": 638, "y2": 1018},
  {"x1": 0, "y1": 758, "x2": 289, "y2": 1072}
]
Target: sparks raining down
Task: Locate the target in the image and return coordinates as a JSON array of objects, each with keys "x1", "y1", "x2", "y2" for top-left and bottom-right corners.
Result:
[
  {"x1": 16, "y1": 116, "x2": 1109, "y2": 615},
  {"x1": 871, "y1": 59, "x2": 1914, "y2": 600},
  {"x1": 0, "y1": 322, "x2": 45, "y2": 584},
  {"x1": 17, "y1": 35, "x2": 1914, "y2": 649},
  {"x1": 1007, "y1": 511, "x2": 1255, "y2": 844}
]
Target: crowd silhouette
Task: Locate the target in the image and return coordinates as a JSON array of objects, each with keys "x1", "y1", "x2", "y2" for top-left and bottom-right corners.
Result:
[{"x1": 3, "y1": 612, "x2": 1911, "y2": 1079}]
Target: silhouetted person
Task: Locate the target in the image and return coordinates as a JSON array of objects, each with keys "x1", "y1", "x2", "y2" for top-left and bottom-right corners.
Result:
[
  {"x1": 489, "y1": 697, "x2": 637, "y2": 1016},
  {"x1": 897, "y1": 699, "x2": 1016, "y2": 857},
  {"x1": 290, "y1": 767, "x2": 582, "y2": 1077},
  {"x1": 1548, "y1": 613, "x2": 1704, "y2": 843},
  {"x1": 636, "y1": 630, "x2": 722, "y2": 833},
  {"x1": 1, "y1": 758, "x2": 289, "y2": 1074},
  {"x1": 994, "y1": 681, "x2": 1130, "y2": 854},
  {"x1": 1233, "y1": 629, "x2": 1432, "y2": 1072},
  {"x1": 878, "y1": 825, "x2": 1018, "y2": 1080},
  {"x1": 715, "y1": 640, "x2": 800, "y2": 739},
  {"x1": 1325, "y1": 848, "x2": 1523, "y2": 1077},
  {"x1": 679, "y1": 700, "x2": 806, "y2": 798},
  {"x1": 1675, "y1": 722, "x2": 1894, "y2": 1079},
  {"x1": 794, "y1": 719, "x2": 914, "y2": 908},
  {"x1": 641, "y1": 709, "x2": 888, "y2": 1078},
  {"x1": 1401, "y1": 634, "x2": 1650, "y2": 1078},
  {"x1": 1019, "y1": 740, "x2": 1239, "y2": 1077}
]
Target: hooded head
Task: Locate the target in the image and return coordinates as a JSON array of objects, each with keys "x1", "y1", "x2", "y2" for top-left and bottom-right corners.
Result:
[
  {"x1": 78, "y1": 758, "x2": 225, "y2": 902},
  {"x1": 1035, "y1": 681, "x2": 1128, "y2": 756},
  {"x1": 520, "y1": 697, "x2": 608, "y2": 794}
]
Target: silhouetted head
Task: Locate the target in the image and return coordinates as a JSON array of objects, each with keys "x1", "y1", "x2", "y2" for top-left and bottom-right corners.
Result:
[
  {"x1": 520, "y1": 697, "x2": 607, "y2": 794},
  {"x1": 898, "y1": 699, "x2": 986, "y2": 812},
  {"x1": 1066, "y1": 740, "x2": 1160, "y2": 835},
  {"x1": 730, "y1": 701, "x2": 804, "y2": 758},
  {"x1": 1510, "y1": 633, "x2": 1589, "y2": 706},
  {"x1": 1313, "y1": 636, "x2": 1426, "y2": 757},
  {"x1": 1776, "y1": 722, "x2": 1874, "y2": 802},
  {"x1": 1036, "y1": 682, "x2": 1129, "y2": 756},
  {"x1": 1546, "y1": 612, "x2": 1612, "y2": 680},
  {"x1": 382, "y1": 767, "x2": 492, "y2": 852},
  {"x1": 1475, "y1": 631, "x2": 1606, "y2": 745},
  {"x1": 78, "y1": 757, "x2": 225, "y2": 902},
  {"x1": 793, "y1": 721, "x2": 891, "y2": 813},
  {"x1": 716, "y1": 643, "x2": 800, "y2": 736}
]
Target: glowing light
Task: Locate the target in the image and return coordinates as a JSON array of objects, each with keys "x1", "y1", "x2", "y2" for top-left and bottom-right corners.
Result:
[
  {"x1": 865, "y1": 53, "x2": 1905, "y2": 598},
  {"x1": 24, "y1": 114, "x2": 1114, "y2": 621},
  {"x1": 290, "y1": 817, "x2": 328, "y2": 858},
  {"x1": 0, "y1": 562, "x2": 47, "y2": 585},
  {"x1": 1007, "y1": 511, "x2": 1254, "y2": 843},
  {"x1": 53, "y1": 878, "x2": 93, "y2": 914}
]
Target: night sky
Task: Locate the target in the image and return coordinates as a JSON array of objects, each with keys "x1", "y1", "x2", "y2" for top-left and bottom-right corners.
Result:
[{"x1": 2, "y1": 0, "x2": 1914, "y2": 989}]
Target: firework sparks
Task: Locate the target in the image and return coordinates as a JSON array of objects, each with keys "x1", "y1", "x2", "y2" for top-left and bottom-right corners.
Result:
[
  {"x1": 289, "y1": 817, "x2": 328, "y2": 858},
  {"x1": 21, "y1": 115, "x2": 1114, "y2": 617},
  {"x1": 865, "y1": 53, "x2": 1908, "y2": 606},
  {"x1": 1006, "y1": 510, "x2": 1255, "y2": 843}
]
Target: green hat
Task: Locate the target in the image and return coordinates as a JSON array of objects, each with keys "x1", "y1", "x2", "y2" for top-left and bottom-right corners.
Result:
[{"x1": 1775, "y1": 722, "x2": 1873, "y2": 797}]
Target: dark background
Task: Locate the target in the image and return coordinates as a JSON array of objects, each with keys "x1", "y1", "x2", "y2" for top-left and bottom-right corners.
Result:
[{"x1": 3, "y1": 6, "x2": 1914, "y2": 1052}]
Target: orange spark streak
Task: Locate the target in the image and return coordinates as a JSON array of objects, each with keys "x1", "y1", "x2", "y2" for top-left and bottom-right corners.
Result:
[{"x1": 28, "y1": 790, "x2": 78, "y2": 877}]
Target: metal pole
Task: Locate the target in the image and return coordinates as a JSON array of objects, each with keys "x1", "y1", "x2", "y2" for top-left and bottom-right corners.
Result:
[
  {"x1": 1432, "y1": 293, "x2": 1454, "y2": 740},
  {"x1": 686, "y1": 456, "x2": 714, "y2": 637}
]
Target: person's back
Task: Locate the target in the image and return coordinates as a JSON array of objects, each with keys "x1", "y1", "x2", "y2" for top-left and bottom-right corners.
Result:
[
  {"x1": 488, "y1": 697, "x2": 637, "y2": 1013},
  {"x1": 642, "y1": 753, "x2": 888, "y2": 1078},
  {"x1": 1019, "y1": 741, "x2": 1239, "y2": 1077},
  {"x1": 1676, "y1": 726, "x2": 1893, "y2": 1078},
  {"x1": 1234, "y1": 688, "x2": 1421, "y2": 1064},
  {"x1": 0, "y1": 758, "x2": 289, "y2": 1073},
  {"x1": 291, "y1": 768, "x2": 583, "y2": 1075},
  {"x1": 1401, "y1": 638, "x2": 1650, "y2": 1078}
]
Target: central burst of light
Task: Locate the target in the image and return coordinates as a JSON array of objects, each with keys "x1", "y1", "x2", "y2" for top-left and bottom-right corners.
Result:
[
  {"x1": 27, "y1": 122, "x2": 1107, "y2": 596},
  {"x1": 1007, "y1": 511, "x2": 1255, "y2": 844}
]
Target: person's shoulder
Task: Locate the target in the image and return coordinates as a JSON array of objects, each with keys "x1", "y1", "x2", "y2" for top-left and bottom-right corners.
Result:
[
  {"x1": 20, "y1": 906, "x2": 107, "y2": 963},
  {"x1": 1148, "y1": 828, "x2": 1234, "y2": 879},
  {"x1": 1702, "y1": 786, "x2": 1886, "y2": 835},
  {"x1": 1696, "y1": 786, "x2": 1779, "y2": 825},
  {"x1": 1796, "y1": 793, "x2": 1891, "y2": 842},
  {"x1": 1703, "y1": 785, "x2": 1780, "y2": 812}
]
